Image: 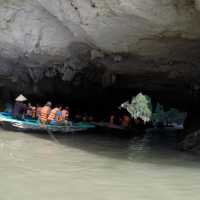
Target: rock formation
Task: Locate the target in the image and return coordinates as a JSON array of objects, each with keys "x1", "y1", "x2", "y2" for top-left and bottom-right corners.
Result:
[{"x1": 0, "y1": 0, "x2": 200, "y2": 102}]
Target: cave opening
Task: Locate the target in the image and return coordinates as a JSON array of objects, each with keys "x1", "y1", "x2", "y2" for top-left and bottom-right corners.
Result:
[{"x1": 0, "y1": 78, "x2": 199, "y2": 123}]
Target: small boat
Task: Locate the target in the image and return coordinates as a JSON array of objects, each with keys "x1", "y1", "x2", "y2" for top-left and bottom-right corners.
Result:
[
  {"x1": 91, "y1": 122, "x2": 144, "y2": 135},
  {"x1": 92, "y1": 122, "x2": 127, "y2": 130},
  {"x1": 0, "y1": 112, "x2": 95, "y2": 133},
  {"x1": 92, "y1": 122, "x2": 184, "y2": 134}
]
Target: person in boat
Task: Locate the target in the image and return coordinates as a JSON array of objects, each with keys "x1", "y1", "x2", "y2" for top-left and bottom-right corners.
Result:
[
  {"x1": 109, "y1": 111, "x2": 120, "y2": 125},
  {"x1": 12, "y1": 94, "x2": 27, "y2": 120},
  {"x1": 109, "y1": 113, "x2": 115, "y2": 125},
  {"x1": 88, "y1": 115, "x2": 94, "y2": 122},
  {"x1": 47, "y1": 105, "x2": 62, "y2": 125},
  {"x1": 39, "y1": 101, "x2": 52, "y2": 125},
  {"x1": 121, "y1": 114, "x2": 131, "y2": 128},
  {"x1": 25, "y1": 103, "x2": 37, "y2": 120},
  {"x1": 31, "y1": 105, "x2": 37, "y2": 119},
  {"x1": 25, "y1": 103, "x2": 33, "y2": 119},
  {"x1": 36, "y1": 104, "x2": 42, "y2": 119},
  {"x1": 61, "y1": 106, "x2": 69, "y2": 124},
  {"x1": 82, "y1": 112, "x2": 88, "y2": 122}
]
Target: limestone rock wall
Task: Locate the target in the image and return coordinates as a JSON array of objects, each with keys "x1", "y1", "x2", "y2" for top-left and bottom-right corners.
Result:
[{"x1": 0, "y1": 0, "x2": 200, "y2": 95}]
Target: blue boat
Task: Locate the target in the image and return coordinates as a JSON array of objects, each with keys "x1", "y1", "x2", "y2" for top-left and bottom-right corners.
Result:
[{"x1": 0, "y1": 112, "x2": 95, "y2": 133}]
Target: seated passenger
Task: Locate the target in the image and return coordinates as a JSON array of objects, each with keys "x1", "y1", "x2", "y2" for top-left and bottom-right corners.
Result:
[
  {"x1": 82, "y1": 112, "x2": 89, "y2": 122},
  {"x1": 31, "y1": 106, "x2": 37, "y2": 119},
  {"x1": 121, "y1": 115, "x2": 131, "y2": 128},
  {"x1": 36, "y1": 104, "x2": 42, "y2": 118},
  {"x1": 47, "y1": 105, "x2": 62, "y2": 125},
  {"x1": 26, "y1": 103, "x2": 33, "y2": 119},
  {"x1": 88, "y1": 115, "x2": 94, "y2": 122},
  {"x1": 39, "y1": 101, "x2": 52, "y2": 125},
  {"x1": 109, "y1": 112, "x2": 119, "y2": 125},
  {"x1": 61, "y1": 106, "x2": 69, "y2": 123},
  {"x1": 109, "y1": 114, "x2": 115, "y2": 125}
]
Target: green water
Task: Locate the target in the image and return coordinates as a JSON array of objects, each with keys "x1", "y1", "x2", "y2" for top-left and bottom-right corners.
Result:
[{"x1": 0, "y1": 128, "x2": 199, "y2": 200}]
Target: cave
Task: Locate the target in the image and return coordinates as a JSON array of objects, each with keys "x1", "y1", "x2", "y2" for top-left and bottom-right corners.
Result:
[
  {"x1": 2, "y1": 2, "x2": 200, "y2": 198},
  {"x1": 0, "y1": 0, "x2": 200, "y2": 151}
]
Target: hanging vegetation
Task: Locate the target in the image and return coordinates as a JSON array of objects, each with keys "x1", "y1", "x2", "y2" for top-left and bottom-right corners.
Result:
[
  {"x1": 120, "y1": 93, "x2": 152, "y2": 123},
  {"x1": 120, "y1": 93, "x2": 187, "y2": 126}
]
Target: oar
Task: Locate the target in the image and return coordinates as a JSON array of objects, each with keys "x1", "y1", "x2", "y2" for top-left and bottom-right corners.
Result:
[{"x1": 46, "y1": 128, "x2": 60, "y2": 144}]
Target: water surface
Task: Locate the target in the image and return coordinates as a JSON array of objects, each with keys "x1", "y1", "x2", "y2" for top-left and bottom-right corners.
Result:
[{"x1": 0, "y1": 128, "x2": 199, "y2": 200}]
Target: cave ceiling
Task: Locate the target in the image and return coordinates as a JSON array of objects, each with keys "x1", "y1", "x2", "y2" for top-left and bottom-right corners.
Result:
[{"x1": 0, "y1": 0, "x2": 200, "y2": 96}]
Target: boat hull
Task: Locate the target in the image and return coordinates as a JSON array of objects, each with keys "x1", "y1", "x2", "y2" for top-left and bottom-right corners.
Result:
[{"x1": 0, "y1": 112, "x2": 95, "y2": 134}]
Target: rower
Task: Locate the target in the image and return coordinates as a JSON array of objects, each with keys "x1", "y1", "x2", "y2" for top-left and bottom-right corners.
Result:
[
  {"x1": 12, "y1": 94, "x2": 27, "y2": 120},
  {"x1": 61, "y1": 106, "x2": 69, "y2": 123}
]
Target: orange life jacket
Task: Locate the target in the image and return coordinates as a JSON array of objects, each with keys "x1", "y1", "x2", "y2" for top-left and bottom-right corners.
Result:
[
  {"x1": 61, "y1": 109, "x2": 69, "y2": 120},
  {"x1": 47, "y1": 108, "x2": 59, "y2": 121},
  {"x1": 39, "y1": 106, "x2": 51, "y2": 122}
]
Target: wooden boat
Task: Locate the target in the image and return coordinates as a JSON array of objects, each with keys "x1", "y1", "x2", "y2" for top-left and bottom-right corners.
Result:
[
  {"x1": 91, "y1": 122, "x2": 145, "y2": 135},
  {"x1": 92, "y1": 122, "x2": 128, "y2": 130},
  {"x1": 92, "y1": 121, "x2": 183, "y2": 134},
  {"x1": 0, "y1": 112, "x2": 95, "y2": 133}
]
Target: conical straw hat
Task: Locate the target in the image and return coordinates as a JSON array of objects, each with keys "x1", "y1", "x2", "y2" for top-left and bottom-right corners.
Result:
[{"x1": 15, "y1": 94, "x2": 27, "y2": 102}]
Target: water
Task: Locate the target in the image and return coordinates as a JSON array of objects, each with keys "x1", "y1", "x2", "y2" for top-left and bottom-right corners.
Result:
[{"x1": 0, "y1": 128, "x2": 199, "y2": 200}]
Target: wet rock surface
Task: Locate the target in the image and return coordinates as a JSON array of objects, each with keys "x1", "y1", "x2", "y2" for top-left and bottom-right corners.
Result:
[
  {"x1": 0, "y1": 0, "x2": 200, "y2": 104},
  {"x1": 178, "y1": 129, "x2": 200, "y2": 154}
]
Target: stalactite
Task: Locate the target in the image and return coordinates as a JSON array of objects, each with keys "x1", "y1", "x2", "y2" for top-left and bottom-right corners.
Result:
[{"x1": 28, "y1": 67, "x2": 44, "y2": 83}]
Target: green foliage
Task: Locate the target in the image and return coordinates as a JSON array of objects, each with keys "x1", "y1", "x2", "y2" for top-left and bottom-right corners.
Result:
[
  {"x1": 152, "y1": 104, "x2": 187, "y2": 125},
  {"x1": 165, "y1": 108, "x2": 187, "y2": 124},
  {"x1": 121, "y1": 93, "x2": 152, "y2": 123},
  {"x1": 121, "y1": 93, "x2": 187, "y2": 125}
]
